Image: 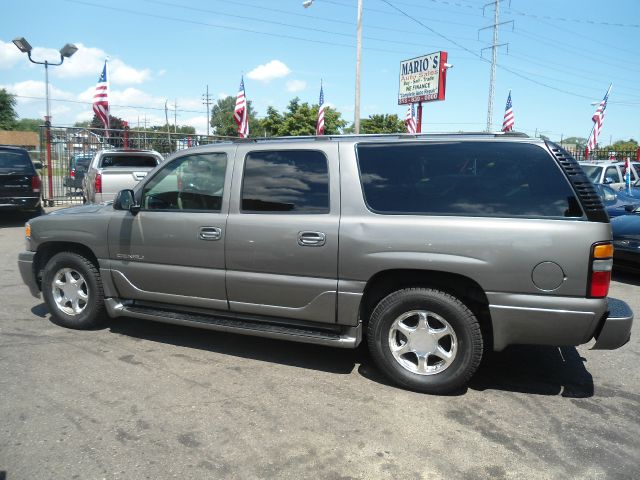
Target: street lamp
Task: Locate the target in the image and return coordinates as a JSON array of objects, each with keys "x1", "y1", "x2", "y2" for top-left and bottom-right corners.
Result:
[
  {"x1": 13, "y1": 37, "x2": 78, "y2": 204},
  {"x1": 303, "y1": 0, "x2": 363, "y2": 134},
  {"x1": 12, "y1": 37, "x2": 78, "y2": 126}
]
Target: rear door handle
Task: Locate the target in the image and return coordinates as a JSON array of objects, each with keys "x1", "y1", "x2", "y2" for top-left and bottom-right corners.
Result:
[
  {"x1": 298, "y1": 231, "x2": 326, "y2": 247},
  {"x1": 199, "y1": 226, "x2": 222, "y2": 241}
]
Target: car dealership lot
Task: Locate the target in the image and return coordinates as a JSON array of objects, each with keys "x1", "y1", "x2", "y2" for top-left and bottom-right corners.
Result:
[{"x1": 1, "y1": 212, "x2": 639, "y2": 480}]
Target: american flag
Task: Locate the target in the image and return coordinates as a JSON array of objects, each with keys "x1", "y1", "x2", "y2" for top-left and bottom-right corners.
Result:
[
  {"x1": 405, "y1": 104, "x2": 417, "y2": 134},
  {"x1": 316, "y1": 83, "x2": 325, "y2": 136},
  {"x1": 93, "y1": 60, "x2": 110, "y2": 136},
  {"x1": 501, "y1": 91, "x2": 514, "y2": 132},
  {"x1": 234, "y1": 76, "x2": 249, "y2": 138},
  {"x1": 586, "y1": 84, "x2": 612, "y2": 158}
]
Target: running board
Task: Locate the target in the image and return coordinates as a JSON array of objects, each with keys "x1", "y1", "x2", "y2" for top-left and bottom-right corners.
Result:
[{"x1": 104, "y1": 298, "x2": 361, "y2": 348}]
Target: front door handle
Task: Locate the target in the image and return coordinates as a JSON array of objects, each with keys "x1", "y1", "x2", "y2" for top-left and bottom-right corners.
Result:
[
  {"x1": 298, "y1": 231, "x2": 326, "y2": 247},
  {"x1": 199, "y1": 226, "x2": 222, "y2": 241}
]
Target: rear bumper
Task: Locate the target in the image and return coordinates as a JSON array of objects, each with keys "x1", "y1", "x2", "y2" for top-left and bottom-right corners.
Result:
[
  {"x1": 591, "y1": 298, "x2": 633, "y2": 350},
  {"x1": 18, "y1": 251, "x2": 40, "y2": 298},
  {"x1": 0, "y1": 196, "x2": 41, "y2": 211}
]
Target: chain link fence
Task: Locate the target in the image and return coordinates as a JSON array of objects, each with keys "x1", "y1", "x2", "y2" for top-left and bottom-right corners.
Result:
[{"x1": 37, "y1": 125, "x2": 235, "y2": 206}]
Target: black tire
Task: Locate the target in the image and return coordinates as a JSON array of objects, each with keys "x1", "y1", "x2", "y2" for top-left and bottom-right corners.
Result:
[
  {"x1": 367, "y1": 288, "x2": 483, "y2": 394},
  {"x1": 41, "y1": 252, "x2": 106, "y2": 329}
]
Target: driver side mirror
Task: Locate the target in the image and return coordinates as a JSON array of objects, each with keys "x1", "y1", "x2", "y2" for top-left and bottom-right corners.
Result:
[
  {"x1": 603, "y1": 177, "x2": 615, "y2": 185},
  {"x1": 33, "y1": 161, "x2": 43, "y2": 170},
  {"x1": 113, "y1": 189, "x2": 140, "y2": 214}
]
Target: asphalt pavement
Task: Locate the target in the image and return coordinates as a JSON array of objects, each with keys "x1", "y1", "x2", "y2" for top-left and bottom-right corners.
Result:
[{"x1": 1, "y1": 210, "x2": 639, "y2": 479}]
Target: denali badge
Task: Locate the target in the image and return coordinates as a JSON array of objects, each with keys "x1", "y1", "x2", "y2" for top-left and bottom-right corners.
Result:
[{"x1": 116, "y1": 254, "x2": 145, "y2": 261}]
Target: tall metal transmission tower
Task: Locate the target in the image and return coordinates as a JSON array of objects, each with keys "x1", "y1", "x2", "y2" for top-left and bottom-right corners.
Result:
[
  {"x1": 202, "y1": 84, "x2": 212, "y2": 136},
  {"x1": 479, "y1": 0, "x2": 513, "y2": 131}
]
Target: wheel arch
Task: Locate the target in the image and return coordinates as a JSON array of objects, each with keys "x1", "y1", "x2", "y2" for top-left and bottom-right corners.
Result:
[
  {"x1": 34, "y1": 242, "x2": 100, "y2": 289},
  {"x1": 359, "y1": 269, "x2": 493, "y2": 350}
]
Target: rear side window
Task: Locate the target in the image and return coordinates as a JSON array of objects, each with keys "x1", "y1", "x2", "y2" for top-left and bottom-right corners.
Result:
[
  {"x1": 100, "y1": 154, "x2": 158, "y2": 168},
  {"x1": 0, "y1": 150, "x2": 34, "y2": 174},
  {"x1": 357, "y1": 141, "x2": 583, "y2": 218},
  {"x1": 241, "y1": 150, "x2": 329, "y2": 213}
]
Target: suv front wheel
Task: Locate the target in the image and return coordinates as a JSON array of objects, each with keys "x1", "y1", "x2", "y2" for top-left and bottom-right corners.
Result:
[
  {"x1": 41, "y1": 252, "x2": 106, "y2": 329},
  {"x1": 367, "y1": 288, "x2": 483, "y2": 394}
]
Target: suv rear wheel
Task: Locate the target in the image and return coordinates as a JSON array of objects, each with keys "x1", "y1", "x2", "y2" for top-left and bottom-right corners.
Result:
[
  {"x1": 41, "y1": 252, "x2": 106, "y2": 329},
  {"x1": 367, "y1": 288, "x2": 483, "y2": 394}
]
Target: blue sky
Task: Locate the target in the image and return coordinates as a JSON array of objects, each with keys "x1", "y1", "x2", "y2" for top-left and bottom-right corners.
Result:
[{"x1": 1, "y1": 0, "x2": 639, "y2": 142}]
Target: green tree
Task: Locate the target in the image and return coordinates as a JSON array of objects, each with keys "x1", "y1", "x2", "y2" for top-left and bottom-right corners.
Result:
[
  {"x1": 0, "y1": 88, "x2": 18, "y2": 130},
  {"x1": 605, "y1": 138, "x2": 638, "y2": 152},
  {"x1": 562, "y1": 136, "x2": 587, "y2": 147},
  {"x1": 210, "y1": 96, "x2": 258, "y2": 137},
  {"x1": 260, "y1": 97, "x2": 346, "y2": 137},
  {"x1": 360, "y1": 114, "x2": 405, "y2": 134},
  {"x1": 13, "y1": 118, "x2": 43, "y2": 132}
]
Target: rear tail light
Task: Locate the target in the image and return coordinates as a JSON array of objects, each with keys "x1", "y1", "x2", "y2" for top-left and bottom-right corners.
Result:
[
  {"x1": 31, "y1": 175, "x2": 41, "y2": 193},
  {"x1": 70, "y1": 168, "x2": 75, "y2": 179},
  {"x1": 588, "y1": 242, "x2": 613, "y2": 298},
  {"x1": 95, "y1": 173, "x2": 102, "y2": 193}
]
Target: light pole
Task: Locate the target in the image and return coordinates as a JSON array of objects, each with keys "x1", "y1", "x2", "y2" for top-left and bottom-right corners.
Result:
[
  {"x1": 304, "y1": 0, "x2": 363, "y2": 134},
  {"x1": 13, "y1": 37, "x2": 77, "y2": 204}
]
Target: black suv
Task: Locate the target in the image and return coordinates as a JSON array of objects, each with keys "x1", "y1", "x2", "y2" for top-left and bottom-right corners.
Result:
[{"x1": 0, "y1": 145, "x2": 42, "y2": 215}]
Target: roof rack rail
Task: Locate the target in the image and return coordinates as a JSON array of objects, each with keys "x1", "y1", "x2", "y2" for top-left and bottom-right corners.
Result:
[{"x1": 225, "y1": 131, "x2": 530, "y2": 143}]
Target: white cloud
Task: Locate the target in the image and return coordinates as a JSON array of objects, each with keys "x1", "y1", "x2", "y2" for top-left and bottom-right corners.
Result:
[
  {"x1": 0, "y1": 39, "x2": 24, "y2": 69},
  {"x1": 182, "y1": 115, "x2": 209, "y2": 135},
  {"x1": 218, "y1": 92, "x2": 229, "y2": 99},
  {"x1": 247, "y1": 60, "x2": 291, "y2": 82},
  {"x1": 2, "y1": 80, "x2": 76, "y2": 103},
  {"x1": 286, "y1": 79, "x2": 306, "y2": 93},
  {"x1": 52, "y1": 43, "x2": 151, "y2": 85}
]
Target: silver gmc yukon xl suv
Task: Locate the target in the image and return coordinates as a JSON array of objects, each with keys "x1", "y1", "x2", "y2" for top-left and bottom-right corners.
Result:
[{"x1": 18, "y1": 133, "x2": 633, "y2": 394}]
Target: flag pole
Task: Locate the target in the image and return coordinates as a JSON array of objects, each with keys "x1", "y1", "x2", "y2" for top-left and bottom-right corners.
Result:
[
  {"x1": 585, "y1": 83, "x2": 612, "y2": 160},
  {"x1": 416, "y1": 102, "x2": 423, "y2": 133}
]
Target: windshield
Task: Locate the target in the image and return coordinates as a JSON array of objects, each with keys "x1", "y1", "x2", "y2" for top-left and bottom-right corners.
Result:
[
  {"x1": 0, "y1": 151, "x2": 34, "y2": 174},
  {"x1": 580, "y1": 164, "x2": 601, "y2": 183}
]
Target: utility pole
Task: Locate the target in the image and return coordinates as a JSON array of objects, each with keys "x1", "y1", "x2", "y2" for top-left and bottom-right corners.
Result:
[
  {"x1": 479, "y1": 1, "x2": 512, "y2": 132},
  {"x1": 354, "y1": 0, "x2": 363, "y2": 134},
  {"x1": 202, "y1": 85, "x2": 212, "y2": 136},
  {"x1": 165, "y1": 100, "x2": 171, "y2": 144},
  {"x1": 173, "y1": 99, "x2": 178, "y2": 134}
]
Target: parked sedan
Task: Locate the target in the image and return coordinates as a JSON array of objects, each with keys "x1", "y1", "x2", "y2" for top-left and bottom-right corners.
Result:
[
  {"x1": 594, "y1": 184, "x2": 640, "y2": 218},
  {"x1": 611, "y1": 213, "x2": 640, "y2": 273},
  {"x1": 0, "y1": 145, "x2": 42, "y2": 216}
]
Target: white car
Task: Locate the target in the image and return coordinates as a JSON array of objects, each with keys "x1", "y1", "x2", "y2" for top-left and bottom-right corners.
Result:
[{"x1": 579, "y1": 160, "x2": 640, "y2": 191}]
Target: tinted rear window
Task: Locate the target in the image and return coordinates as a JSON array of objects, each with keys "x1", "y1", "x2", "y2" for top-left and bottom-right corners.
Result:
[
  {"x1": 357, "y1": 141, "x2": 582, "y2": 218},
  {"x1": 0, "y1": 150, "x2": 34, "y2": 174},
  {"x1": 74, "y1": 156, "x2": 93, "y2": 168},
  {"x1": 241, "y1": 150, "x2": 329, "y2": 213},
  {"x1": 100, "y1": 154, "x2": 158, "y2": 168}
]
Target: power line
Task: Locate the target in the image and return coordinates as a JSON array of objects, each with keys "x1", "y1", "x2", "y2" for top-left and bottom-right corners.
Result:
[
  {"x1": 13, "y1": 94, "x2": 209, "y2": 115},
  {"x1": 503, "y1": 6, "x2": 640, "y2": 28},
  {"x1": 379, "y1": 0, "x2": 639, "y2": 104}
]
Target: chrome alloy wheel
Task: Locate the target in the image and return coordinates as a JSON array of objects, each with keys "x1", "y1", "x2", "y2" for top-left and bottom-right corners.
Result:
[
  {"x1": 51, "y1": 268, "x2": 89, "y2": 316},
  {"x1": 388, "y1": 310, "x2": 458, "y2": 375}
]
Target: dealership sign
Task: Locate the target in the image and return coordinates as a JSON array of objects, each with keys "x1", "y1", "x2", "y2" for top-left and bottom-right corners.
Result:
[{"x1": 398, "y1": 51, "x2": 448, "y2": 105}]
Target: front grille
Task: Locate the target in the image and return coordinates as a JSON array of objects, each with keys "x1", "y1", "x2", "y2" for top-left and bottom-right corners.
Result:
[{"x1": 546, "y1": 141, "x2": 608, "y2": 223}]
